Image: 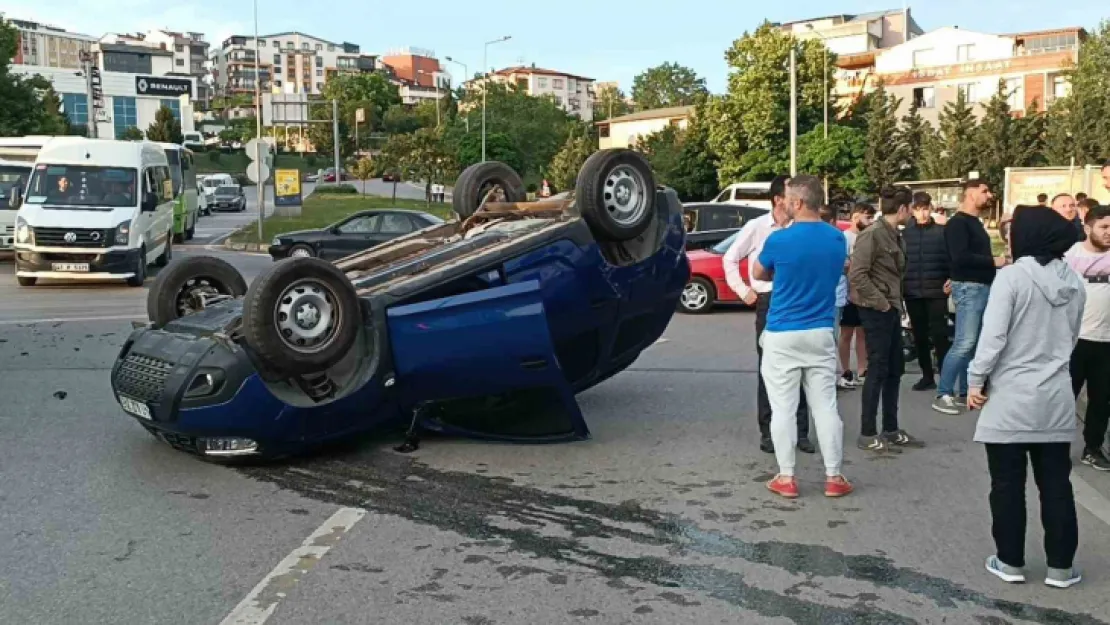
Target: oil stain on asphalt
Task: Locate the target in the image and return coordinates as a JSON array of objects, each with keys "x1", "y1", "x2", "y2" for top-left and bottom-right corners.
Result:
[{"x1": 240, "y1": 451, "x2": 1107, "y2": 625}]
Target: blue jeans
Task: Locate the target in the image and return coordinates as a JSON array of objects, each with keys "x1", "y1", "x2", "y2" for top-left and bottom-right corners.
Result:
[{"x1": 937, "y1": 281, "x2": 991, "y2": 397}]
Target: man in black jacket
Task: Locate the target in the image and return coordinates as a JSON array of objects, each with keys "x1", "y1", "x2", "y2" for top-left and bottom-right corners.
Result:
[{"x1": 902, "y1": 192, "x2": 951, "y2": 391}]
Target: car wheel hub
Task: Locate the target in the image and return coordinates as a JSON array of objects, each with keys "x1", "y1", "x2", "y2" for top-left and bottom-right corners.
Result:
[
  {"x1": 275, "y1": 279, "x2": 337, "y2": 351},
  {"x1": 682, "y1": 283, "x2": 708, "y2": 309},
  {"x1": 290, "y1": 248, "x2": 311, "y2": 258},
  {"x1": 603, "y1": 165, "x2": 647, "y2": 227}
]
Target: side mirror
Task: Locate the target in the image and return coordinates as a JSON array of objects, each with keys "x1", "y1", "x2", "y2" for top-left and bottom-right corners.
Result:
[
  {"x1": 141, "y1": 191, "x2": 158, "y2": 212},
  {"x1": 8, "y1": 185, "x2": 22, "y2": 209}
]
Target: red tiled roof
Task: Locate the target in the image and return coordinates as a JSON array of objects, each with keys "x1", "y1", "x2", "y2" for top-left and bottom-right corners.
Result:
[{"x1": 490, "y1": 66, "x2": 594, "y2": 82}]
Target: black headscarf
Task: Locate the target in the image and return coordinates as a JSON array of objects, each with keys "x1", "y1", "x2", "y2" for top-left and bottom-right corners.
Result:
[{"x1": 1010, "y1": 205, "x2": 1078, "y2": 266}]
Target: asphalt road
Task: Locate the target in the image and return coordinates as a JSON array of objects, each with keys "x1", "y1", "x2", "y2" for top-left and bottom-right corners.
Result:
[
  {"x1": 318, "y1": 177, "x2": 443, "y2": 202},
  {"x1": 2, "y1": 250, "x2": 1110, "y2": 625}
]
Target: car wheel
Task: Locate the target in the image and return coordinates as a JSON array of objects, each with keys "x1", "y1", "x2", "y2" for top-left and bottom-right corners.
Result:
[
  {"x1": 679, "y1": 277, "x2": 715, "y2": 314},
  {"x1": 146, "y1": 255, "x2": 248, "y2": 328},
  {"x1": 575, "y1": 149, "x2": 656, "y2": 242},
  {"x1": 452, "y1": 161, "x2": 526, "y2": 219},
  {"x1": 126, "y1": 246, "x2": 147, "y2": 287},
  {"x1": 17, "y1": 276, "x2": 36, "y2": 287},
  {"x1": 242, "y1": 257, "x2": 361, "y2": 375},
  {"x1": 288, "y1": 244, "x2": 315, "y2": 258},
  {"x1": 154, "y1": 234, "x2": 172, "y2": 268},
  {"x1": 185, "y1": 217, "x2": 195, "y2": 240}
]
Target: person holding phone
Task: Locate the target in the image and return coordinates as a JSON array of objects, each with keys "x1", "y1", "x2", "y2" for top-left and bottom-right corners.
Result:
[{"x1": 966, "y1": 207, "x2": 1084, "y2": 589}]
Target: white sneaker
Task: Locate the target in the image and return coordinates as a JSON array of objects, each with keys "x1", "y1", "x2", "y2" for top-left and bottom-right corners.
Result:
[
  {"x1": 1045, "y1": 567, "x2": 1082, "y2": 588},
  {"x1": 932, "y1": 395, "x2": 961, "y2": 415}
]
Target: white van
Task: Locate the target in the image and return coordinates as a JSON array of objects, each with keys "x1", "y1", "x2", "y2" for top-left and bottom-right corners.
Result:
[
  {"x1": 200, "y1": 173, "x2": 234, "y2": 204},
  {"x1": 709, "y1": 182, "x2": 773, "y2": 210},
  {"x1": 12, "y1": 137, "x2": 176, "y2": 287},
  {"x1": 0, "y1": 159, "x2": 33, "y2": 250}
]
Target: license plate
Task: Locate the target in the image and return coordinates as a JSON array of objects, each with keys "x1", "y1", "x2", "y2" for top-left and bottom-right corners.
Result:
[
  {"x1": 52, "y1": 262, "x2": 89, "y2": 272},
  {"x1": 119, "y1": 395, "x2": 152, "y2": 420}
]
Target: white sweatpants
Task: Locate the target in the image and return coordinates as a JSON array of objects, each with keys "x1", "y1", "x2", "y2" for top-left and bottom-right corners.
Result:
[{"x1": 760, "y1": 327, "x2": 844, "y2": 477}]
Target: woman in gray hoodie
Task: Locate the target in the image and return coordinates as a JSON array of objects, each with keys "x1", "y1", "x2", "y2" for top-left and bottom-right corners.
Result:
[{"x1": 967, "y1": 207, "x2": 1085, "y2": 589}]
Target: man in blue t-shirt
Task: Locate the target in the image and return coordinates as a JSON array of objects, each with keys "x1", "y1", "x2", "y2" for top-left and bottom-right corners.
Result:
[{"x1": 752, "y1": 174, "x2": 852, "y2": 499}]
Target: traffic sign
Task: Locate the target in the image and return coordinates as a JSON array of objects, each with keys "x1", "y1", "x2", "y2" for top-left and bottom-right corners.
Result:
[
  {"x1": 244, "y1": 138, "x2": 272, "y2": 160},
  {"x1": 355, "y1": 108, "x2": 365, "y2": 123},
  {"x1": 246, "y1": 161, "x2": 271, "y2": 184}
]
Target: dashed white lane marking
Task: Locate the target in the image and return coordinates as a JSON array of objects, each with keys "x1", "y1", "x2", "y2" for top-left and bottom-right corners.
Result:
[
  {"x1": 219, "y1": 507, "x2": 367, "y2": 625},
  {"x1": 647, "y1": 338, "x2": 670, "y2": 349},
  {"x1": 1071, "y1": 474, "x2": 1110, "y2": 527},
  {"x1": 0, "y1": 314, "x2": 146, "y2": 326}
]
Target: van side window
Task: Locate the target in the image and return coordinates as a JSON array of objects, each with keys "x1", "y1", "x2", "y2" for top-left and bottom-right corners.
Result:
[{"x1": 182, "y1": 152, "x2": 195, "y2": 190}]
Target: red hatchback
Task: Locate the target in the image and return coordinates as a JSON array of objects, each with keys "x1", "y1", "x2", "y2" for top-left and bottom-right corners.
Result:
[{"x1": 680, "y1": 220, "x2": 851, "y2": 314}]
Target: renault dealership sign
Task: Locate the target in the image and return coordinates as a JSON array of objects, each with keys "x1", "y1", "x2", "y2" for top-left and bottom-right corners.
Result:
[{"x1": 135, "y1": 76, "x2": 193, "y2": 98}]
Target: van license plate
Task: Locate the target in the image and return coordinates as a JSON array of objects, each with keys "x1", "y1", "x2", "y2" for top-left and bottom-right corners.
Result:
[
  {"x1": 52, "y1": 263, "x2": 90, "y2": 272},
  {"x1": 119, "y1": 395, "x2": 152, "y2": 419}
]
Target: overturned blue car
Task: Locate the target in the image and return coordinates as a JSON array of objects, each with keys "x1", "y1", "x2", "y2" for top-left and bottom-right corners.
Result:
[{"x1": 110, "y1": 149, "x2": 690, "y2": 462}]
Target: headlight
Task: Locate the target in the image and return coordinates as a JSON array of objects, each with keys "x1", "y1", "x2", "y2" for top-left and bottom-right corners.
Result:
[
  {"x1": 115, "y1": 220, "x2": 131, "y2": 245},
  {"x1": 272, "y1": 237, "x2": 282, "y2": 246},
  {"x1": 15, "y1": 217, "x2": 31, "y2": 244}
]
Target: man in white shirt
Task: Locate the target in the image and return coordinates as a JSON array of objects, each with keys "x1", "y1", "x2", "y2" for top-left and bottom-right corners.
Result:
[
  {"x1": 723, "y1": 174, "x2": 813, "y2": 455},
  {"x1": 1065, "y1": 204, "x2": 1110, "y2": 471}
]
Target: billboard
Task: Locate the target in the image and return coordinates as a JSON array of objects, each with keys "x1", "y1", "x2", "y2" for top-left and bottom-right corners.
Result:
[{"x1": 274, "y1": 169, "x2": 302, "y2": 207}]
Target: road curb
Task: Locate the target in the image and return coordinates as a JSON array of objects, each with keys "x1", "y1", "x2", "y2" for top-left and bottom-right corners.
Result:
[{"x1": 223, "y1": 240, "x2": 267, "y2": 253}]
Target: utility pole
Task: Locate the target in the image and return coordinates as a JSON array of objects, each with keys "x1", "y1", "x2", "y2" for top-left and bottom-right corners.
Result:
[
  {"x1": 332, "y1": 99, "x2": 341, "y2": 180},
  {"x1": 789, "y1": 46, "x2": 797, "y2": 177},
  {"x1": 80, "y1": 50, "x2": 99, "y2": 138},
  {"x1": 253, "y1": 0, "x2": 264, "y2": 237},
  {"x1": 482, "y1": 35, "x2": 511, "y2": 162},
  {"x1": 444, "y1": 56, "x2": 469, "y2": 132}
]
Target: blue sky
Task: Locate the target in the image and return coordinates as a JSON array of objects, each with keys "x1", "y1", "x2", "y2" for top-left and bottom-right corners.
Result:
[{"x1": 0, "y1": 0, "x2": 1101, "y2": 92}]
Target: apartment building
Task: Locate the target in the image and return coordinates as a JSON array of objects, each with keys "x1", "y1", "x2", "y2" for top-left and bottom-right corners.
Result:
[
  {"x1": 101, "y1": 30, "x2": 211, "y2": 103},
  {"x1": 469, "y1": 65, "x2": 596, "y2": 121},
  {"x1": 7, "y1": 17, "x2": 96, "y2": 69},
  {"x1": 872, "y1": 26, "x2": 1085, "y2": 123},
  {"x1": 596, "y1": 106, "x2": 694, "y2": 150},
  {"x1": 778, "y1": 8, "x2": 924, "y2": 109},
  {"x1": 211, "y1": 31, "x2": 372, "y2": 100}
]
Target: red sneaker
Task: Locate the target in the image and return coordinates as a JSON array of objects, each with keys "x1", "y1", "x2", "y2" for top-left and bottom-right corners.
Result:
[
  {"x1": 825, "y1": 475, "x2": 854, "y2": 498},
  {"x1": 766, "y1": 475, "x2": 799, "y2": 498}
]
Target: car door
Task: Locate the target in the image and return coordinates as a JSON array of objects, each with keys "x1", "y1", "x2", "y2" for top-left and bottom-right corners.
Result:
[
  {"x1": 322, "y1": 213, "x2": 380, "y2": 260},
  {"x1": 371, "y1": 212, "x2": 416, "y2": 246},
  {"x1": 387, "y1": 279, "x2": 588, "y2": 442}
]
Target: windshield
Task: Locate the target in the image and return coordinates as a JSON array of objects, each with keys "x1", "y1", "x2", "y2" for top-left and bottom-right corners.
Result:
[
  {"x1": 25, "y1": 164, "x2": 138, "y2": 208},
  {"x1": 164, "y1": 149, "x2": 182, "y2": 196},
  {"x1": 214, "y1": 186, "x2": 239, "y2": 197},
  {"x1": 711, "y1": 231, "x2": 740, "y2": 254},
  {"x1": 0, "y1": 165, "x2": 31, "y2": 210}
]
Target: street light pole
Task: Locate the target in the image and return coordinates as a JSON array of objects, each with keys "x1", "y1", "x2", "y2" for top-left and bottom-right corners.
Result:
[
  {"x1": 444, "y1": 56, "x2": 469, "y2": 132},
  {"x1": 805, "y1": 24, "x2": 831, "y2": 202},
  {"x1": 253, "y1": 0, "x2": 264, "y2": 241},
  {"x1": 789, "y1": 46, "x2": 797, "y2": 177},
  {"x1": 482, "y1": 35, "x2": 511, "y2": 162}
]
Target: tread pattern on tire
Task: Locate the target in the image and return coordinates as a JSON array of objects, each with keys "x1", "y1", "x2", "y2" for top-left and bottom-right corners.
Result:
[
  {"x1": 241, "y1": 257, "x2": 361, "y2": 376},
  {"x1": 146, "y1": 255, "x2": 248, "y2": 328},
  {"x1": 575, "y1": 149, "x2": 657, "y2": 242},
  {"x1": 452, "y1": 161, "x2": 526, "y2": 219}
]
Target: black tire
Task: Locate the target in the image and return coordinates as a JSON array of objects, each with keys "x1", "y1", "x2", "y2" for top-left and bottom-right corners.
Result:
[
  {"x1": 575, "y1": 149, "x2": 656, "y2": 242},
  {"x1": 173, "y1": 230, "x2": 184, "y2": 244},
  {"x1": 146, "y1": 255, "x2": 248, "y2": 328},
  {"x1": 242, "y1": 257, "x2": 361, "y2": 375},
  {"x1": 154, "y1": 235, "x2": 172, "y2": 268},
  {"x1": 287, "y1": 243, "x2": 315, "y2": 259},
  {"x1": 17, "y1": 276, "x2": 36, "y2": 287},
  {"x1": 126, "y1": 246, "x2": 147, "y2": 287},
  {"x1": 452, "y1": 161, "x2": 526, "y2": 219},
  {"x1": 185, "y1": 215, "x2": 195, "y2": 240},
  {"x1": 679, "y1": 277, "x2": 715, "y2": 314}
]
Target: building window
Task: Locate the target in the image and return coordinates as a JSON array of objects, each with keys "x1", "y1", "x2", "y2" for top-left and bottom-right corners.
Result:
[
  {"x1": 316, "y1": 82, "x2": 323, "y2": 91},
  {"x1": 912, "y1": 48, "x2": 932, "y2": 68},
  {"x1": 599, "y1": 124, "x2": 610, "y2": 138},
  {"x1": 175, "y1": 58, "x2": 184, "y2": 66},
  {"x1": 912, "y1": 86, "x2": 935, "y2": 108},
  {"x1": 257, "y1": 39, "x2": 266, "y2": 47},
  {"x1": 175, "y1": 44, "x2": 184, "y2": 53},
  {"x1": 1052, "y1": 75, "x2": 1070, "y2": 100},
  {"x1": 112, "y1": 97, "x2": 138, "y2": 139},
  {"x1": 286, "y1": 42, "x2": 293, "y2": 49},
  {"x1": 554, "y1": 95, "x2": 563, "y2": 106},
  {"x1": 315, "y1": 43, "x2": 322, "y2": 50},
  {"x1": 273, "y1": 54, "x2": 281, "y2": 65},
  {"x1": 552, "y1": 78, "x2": 564, "y2": 89},
  {"x1": 272, "y1": 40, "x2": 279, "y2": 48},
  {"x1": 957, "y1": 82, "x2": 979, "y2": 102},
  {"x1": 61, "y1": 93, "x2": 88, "y2": 127},
  {"x1": 956, "y1": 44, "x2": 975, "y2": 62},
  {"x1": 160, "y1": 99, "x2": 181, "y2": 122},
  {"x1": 1005, "y1": 77, "x2": 1023, "y2": 109},
  {"x1": 537, "y1": 77, "x2": 548, "y2": 88},
  {"x1": 302, "y1": 43, "x2": 310, "y2": 50},
  {"x1": 316, "y1": 69, "x2": 323, "y2": 76},
  {"x1": 315, "y1": 56, "x2": 322, "y2": 67}
]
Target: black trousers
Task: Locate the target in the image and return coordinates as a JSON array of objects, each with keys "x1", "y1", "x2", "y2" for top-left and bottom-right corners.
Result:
[
  {"x1": 1070, "y1": 338, "x2": 1110, "y2": 452},
  {"x1": 755, "y1": 293, "x2": 809, "y2": 440},
  {"x1": 858, "y1": 307, "x2": 904, "y2": 437},
  {"x1": 905, "y1": 297, "x2": 951, "y2": 380},
  {"x1": 985, "y1": 443, "x2": 1078, "y2": 570}
]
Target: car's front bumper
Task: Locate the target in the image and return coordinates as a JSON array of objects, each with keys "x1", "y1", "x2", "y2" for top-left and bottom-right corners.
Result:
[
  {"x1": 268, "y1": 243, "x2": 292, "y2": 260},
  {"x1": 211, "y1": 200, "x2": 244, "y2": 211},
  {"x1": 15, "y1": 247, "x2": 141, "y2": 279}
]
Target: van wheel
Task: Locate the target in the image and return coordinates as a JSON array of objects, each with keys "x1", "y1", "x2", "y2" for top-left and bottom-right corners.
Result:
[
  {"x1": 17, "y1": 276, "x2": 37, "y2": 287},
  {"x1": 452, "y1": 161, "x2": 526, "y2": 219},
  {"x1": 147, "y1": 256, "x2": 248, "y2": 327},
  {"x1": 127, "y1": 246, "x2": 147, "y2": 287},
  {"x1": 185, "y1": 216, "x2": 195, "y2": 240},
  {"x1": 575, "y1": 149, "x2": 656, "y2": 242},
  {"x1": 154, "y1": 235, "x2": 172, "y2": 268},
  {"x1": 242, "y1": 257, "x2": 361, "y2": 375}
]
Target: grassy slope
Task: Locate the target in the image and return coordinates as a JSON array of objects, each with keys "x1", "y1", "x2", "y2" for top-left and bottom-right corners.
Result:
[
  {"x1": 193, "y1": 151, "x2": 326, "y2": 174},
  {"x1": 227, "y1": 193, "x2": 454, "y2": 244}
]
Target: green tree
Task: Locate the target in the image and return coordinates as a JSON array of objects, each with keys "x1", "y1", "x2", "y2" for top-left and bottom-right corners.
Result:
[
  {"x1": 594, "y1": 83, "x2": 631, "y2": 121},
  {"x1": 707, "y1": 22, "x2": 836, "y2": 184},
  {"x1": 352, "y1": 157, "x2": 375, "y2": 194},
  {"x1": 547, "y1": 125, "x2": 596, "y2": 190},
  {"x1": 119, "y1": 126, "x2": 145, "y2": 141},
  {"x1": 975, "y1": 79, "x2": 1042, "y2": 192},
  {"x1": 635, "y1": 107, "x2": 719, "y2": 201},
  {"x1": 145, "y1": 105, "x2": 183, "y2": 143},
  {"x1": 899, "y1": 101, "x2": 930, "y2": 180},
  {"x1": 0, "y1": 18, "x2": 83, "y2": 136},
  {"x1": 631, "y1": 62, "x2": 708, "y2": 110},
  {"x1": 1042, "y1": 21, "x2": 1110, "y2": 165},
  {"x1": 451, "y1": 130, "x2": 523, "y2": 175},
  {"x1": 921, "y1": 90, "x2": 979, "y2": 180},
  {"x1": 307, "y1": 114, "x2": 352, "y2": 160},
  {"x1": 863, "y1": 82, "x2": 906, "y2": 192},
  {"x1": 798, "y1": 124, "x2": 869, "y2": 197},
  {"x1": 380, "y1": 128, "x2": 453, "y2": 205},
  {"x1": 322, "y1": 72, "x2": 402, "y2": 132}
]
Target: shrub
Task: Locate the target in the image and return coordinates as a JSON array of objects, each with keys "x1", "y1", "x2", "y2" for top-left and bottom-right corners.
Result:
[
  {"x1": 315, "y1": 184, "x2": 359, "y2": 195},
  {"x1": 306, "y1": 154, "x2": 318, "y2": 167}
]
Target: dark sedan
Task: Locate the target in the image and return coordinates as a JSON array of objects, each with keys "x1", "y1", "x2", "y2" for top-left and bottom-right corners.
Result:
[
  {"x1": 682, "y1": 202, "x2": 768, "y2": 250},
  {"x1": 268, "y1": 209, "x2": 446, "y2": 261},
  {"x1": 210, "y1": 185, "x2": 246, "y2": 212}
]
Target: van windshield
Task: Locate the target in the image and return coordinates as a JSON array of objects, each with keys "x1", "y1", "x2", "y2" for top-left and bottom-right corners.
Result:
[
  {"x1": 0, "y1": 165, "x2": 30, "y2": 210},
  {"x1": 24, "y1": 164, "x2": 139, "y2": 209}
]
